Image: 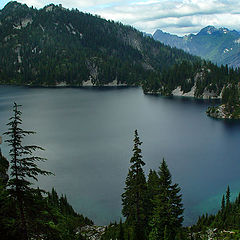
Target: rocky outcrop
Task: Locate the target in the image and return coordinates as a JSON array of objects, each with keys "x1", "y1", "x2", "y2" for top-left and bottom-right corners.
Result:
[
  {"x1": 82, "y1": 79, "x2": 127, "y2": 87},
  {"x1": 206, "y1": 104, "x2": 240, "y2": 119},
  {"x1": 171, "y1": 70, "x2": 221, "y2": 99},
  {"x1": 192, "y1": 228, "x2": 236, "y2": 240},
  {"x1": 77, "y1": 225, "x2": 106, "y2": 240}
]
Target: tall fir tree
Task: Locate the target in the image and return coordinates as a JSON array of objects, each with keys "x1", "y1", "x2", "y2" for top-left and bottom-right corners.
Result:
[
  {"x1": 221, "y1": 194, "x2": 225, "y2": 212},
  {"x1": 4, "y1": 102, "x2": 52, "y2": 240},
  {"x1": 119, "y1": 218, "x2": 125, "y2": 240},
  {"x1": 146, "y1": 169, "x2": 159, "y2": 233},
  {"x1": 149, "y1": 159, "x2": 184, "y2": 240},
  {"x1": 122, "y1": 130, "x2": 147, "y2": 240},
  {"x1": 226, "y1": 186, "x2": 230, "y2": 209}
]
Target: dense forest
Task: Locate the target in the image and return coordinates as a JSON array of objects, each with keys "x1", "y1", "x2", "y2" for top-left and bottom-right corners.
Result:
[{"x1": 0, "y1": 1, "x2": 197, "y2": 87}]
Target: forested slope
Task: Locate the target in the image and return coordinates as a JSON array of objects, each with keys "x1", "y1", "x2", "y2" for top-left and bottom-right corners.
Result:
[{"x1": 0, "y1": 1, "x2": 198, "y2": 86}]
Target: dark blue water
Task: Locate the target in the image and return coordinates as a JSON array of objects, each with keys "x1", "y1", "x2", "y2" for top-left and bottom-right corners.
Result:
[{"x1": 1, "y1": 85, "x2": 240, "y2": 226}]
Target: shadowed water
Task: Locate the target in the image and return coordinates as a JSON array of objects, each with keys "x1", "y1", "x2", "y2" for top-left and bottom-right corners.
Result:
[{"x1": 1, "y1": 85, "x2": 240, "y2": 226}]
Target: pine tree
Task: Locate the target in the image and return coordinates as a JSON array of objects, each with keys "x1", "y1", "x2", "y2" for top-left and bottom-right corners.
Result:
[
  {"x1": 163, "y1": 225, "x2": 170, "y2": 240},
  {"x1": 149, "y1": 159, "x2": 184, "y2": 240},
  {"x1": 122, "y1": 130, "x2": 147, "y2": 240},
  {"x1": 146, "y1": 169, "x2": 159, "y2": 233},
  {"x1": 4, "y1": 102, "x2": 52, "y2": 240},
  {"x1": 226, "y1": 186, "x2": 230, "y2": 209},
  {"x1": 119, "y1": 218, "x2": 125, "y2": 240},
  {"x1": 221, "y1": 194, "x2": 225, "y2": 212},
  {"x1": 147, "y1": 169, "x2": 159, "y2": 206}
]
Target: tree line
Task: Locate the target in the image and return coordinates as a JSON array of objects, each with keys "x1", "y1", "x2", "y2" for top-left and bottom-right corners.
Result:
[{"x1": 102, "y1": 130, "x2": 185, "y2": 240}]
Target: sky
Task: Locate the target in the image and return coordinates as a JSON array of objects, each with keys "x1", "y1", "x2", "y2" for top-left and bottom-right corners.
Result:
[{"x1": 0, "y1": 0, "x2": 240, "y2": 36}]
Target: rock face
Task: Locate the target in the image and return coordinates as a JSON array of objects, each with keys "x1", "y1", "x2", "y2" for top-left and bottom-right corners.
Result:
[
  {"x1": 82, "y1": 79, "x2": 127, "y2": 87},
  {"x1": 170, "y1": 69, "x2": 221, "y2": 99}
]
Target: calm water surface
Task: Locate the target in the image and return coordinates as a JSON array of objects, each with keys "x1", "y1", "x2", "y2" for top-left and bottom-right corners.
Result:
[{"x1": 1, "y1": 85, "x2": 240, "y2": 226}]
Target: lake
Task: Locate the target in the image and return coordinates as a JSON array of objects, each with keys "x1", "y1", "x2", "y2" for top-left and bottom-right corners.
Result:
[{"x1": 1, "y1": 85, "x2": 240, "y2": 226}]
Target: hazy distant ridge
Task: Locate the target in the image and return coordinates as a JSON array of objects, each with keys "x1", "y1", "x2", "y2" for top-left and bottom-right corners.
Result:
[{"x1": 153, "y1": 26, "x2": 240, "y2": 68}]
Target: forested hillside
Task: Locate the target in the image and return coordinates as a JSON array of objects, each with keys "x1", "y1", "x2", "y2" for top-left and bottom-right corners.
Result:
[
  {"x1": 190, "y1": 186, "x2": 240, "y2": 239},
  {"x1": 0, "y1": 1, "x2": 197, "y2": 87},
  {"x1": 1, "y1": 1, "x2": 240, "y2": 118}
]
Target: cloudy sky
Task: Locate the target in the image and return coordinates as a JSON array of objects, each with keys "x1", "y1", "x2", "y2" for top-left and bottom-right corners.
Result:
[{"x1": 1, "y1": 0, "x2": 240, "y2": 36}]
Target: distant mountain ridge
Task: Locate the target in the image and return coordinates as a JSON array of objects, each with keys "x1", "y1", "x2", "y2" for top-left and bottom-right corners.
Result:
[{"x1": 153, "y1": 26, "x2": 240, "y2": 68}]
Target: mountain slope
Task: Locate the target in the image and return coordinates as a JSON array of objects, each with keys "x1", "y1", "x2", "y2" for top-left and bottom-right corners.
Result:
[
  {"x1": 0, "y1": 1, "x2": 198, "y2": 87},
  {"x1": 153, "y1": 26, "x2": 240, "y2": 68}
]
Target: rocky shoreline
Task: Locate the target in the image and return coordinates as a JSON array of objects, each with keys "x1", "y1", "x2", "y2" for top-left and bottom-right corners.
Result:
[{"x1": 206, "y1": 104, "x2": 240, "y2": 119}]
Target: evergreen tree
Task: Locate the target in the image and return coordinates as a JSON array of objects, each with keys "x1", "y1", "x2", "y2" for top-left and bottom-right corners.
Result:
[
  {"x1": 4, "y1": 102, "x2": 52, "y2": 240},
  {"x1": 163, "y1": 225, "x2": 170, "y2": 240},
  {"x1": 122, "y1": 130, "x2": 147, "y2": 240},
  {"x1": 146, "y1": 169, "x2": 159, "y2": 234},
  {"x1": 226, "y1": 186, "x2": 230, "y2": 209},
  {"x1": 147, "y1": 169, "x2": 159, "y2": 208},
  {"x1": 221, "y1": 194, "x2": 225, "y2": 212},
  {"x1": 119, "y1": 219, "x2": 125, "y2": 240},
  {"x1": 149, "y1": 159, "x2": 184, "y2": 240}
]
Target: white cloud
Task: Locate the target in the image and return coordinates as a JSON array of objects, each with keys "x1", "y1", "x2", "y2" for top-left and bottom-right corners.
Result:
[
  {"x1": 93, "y1": 0, "x2": 240, "y2": 35},
  {"x1": 7, "y1": 0, "x2": 240, "y2": 35}
]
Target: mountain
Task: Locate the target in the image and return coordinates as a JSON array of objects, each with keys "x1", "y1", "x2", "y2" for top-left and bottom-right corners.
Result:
[
  {"x1": 1, "y1": 1, "x2": 240, "y2": 119},
  {"x1": 0, "y1": 1, "x2": 198, "y2": 87},
  {"x1": 153, "y1": 26, "x2": 240, "y2": 68}
]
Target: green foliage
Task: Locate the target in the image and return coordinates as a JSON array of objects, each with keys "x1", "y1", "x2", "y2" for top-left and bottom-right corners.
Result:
[
  {"x1": 148, "y1": 159, "x2": 184, "y2": 240},
  {"x1": 193, "y1": 186, "x2": 240, "y2": 233},
  {"x1": 122, "y1": 130, "x2": 148, "y2": 240},
  {"x1": 0, "y1": 153, "x2": 9, "y2": 185},
  {"x1": 4, "y1": 102, "x2": 52, "y2": 239},
  {"x1": 0, "y1": 103, "x2": 93, "y2": 240},
  {"x1": 120, "y1": 133, "x2": 184, "y2": 240},
  {"x1": 0, "y1": 1, "x2": 199, "y2": 87}
]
